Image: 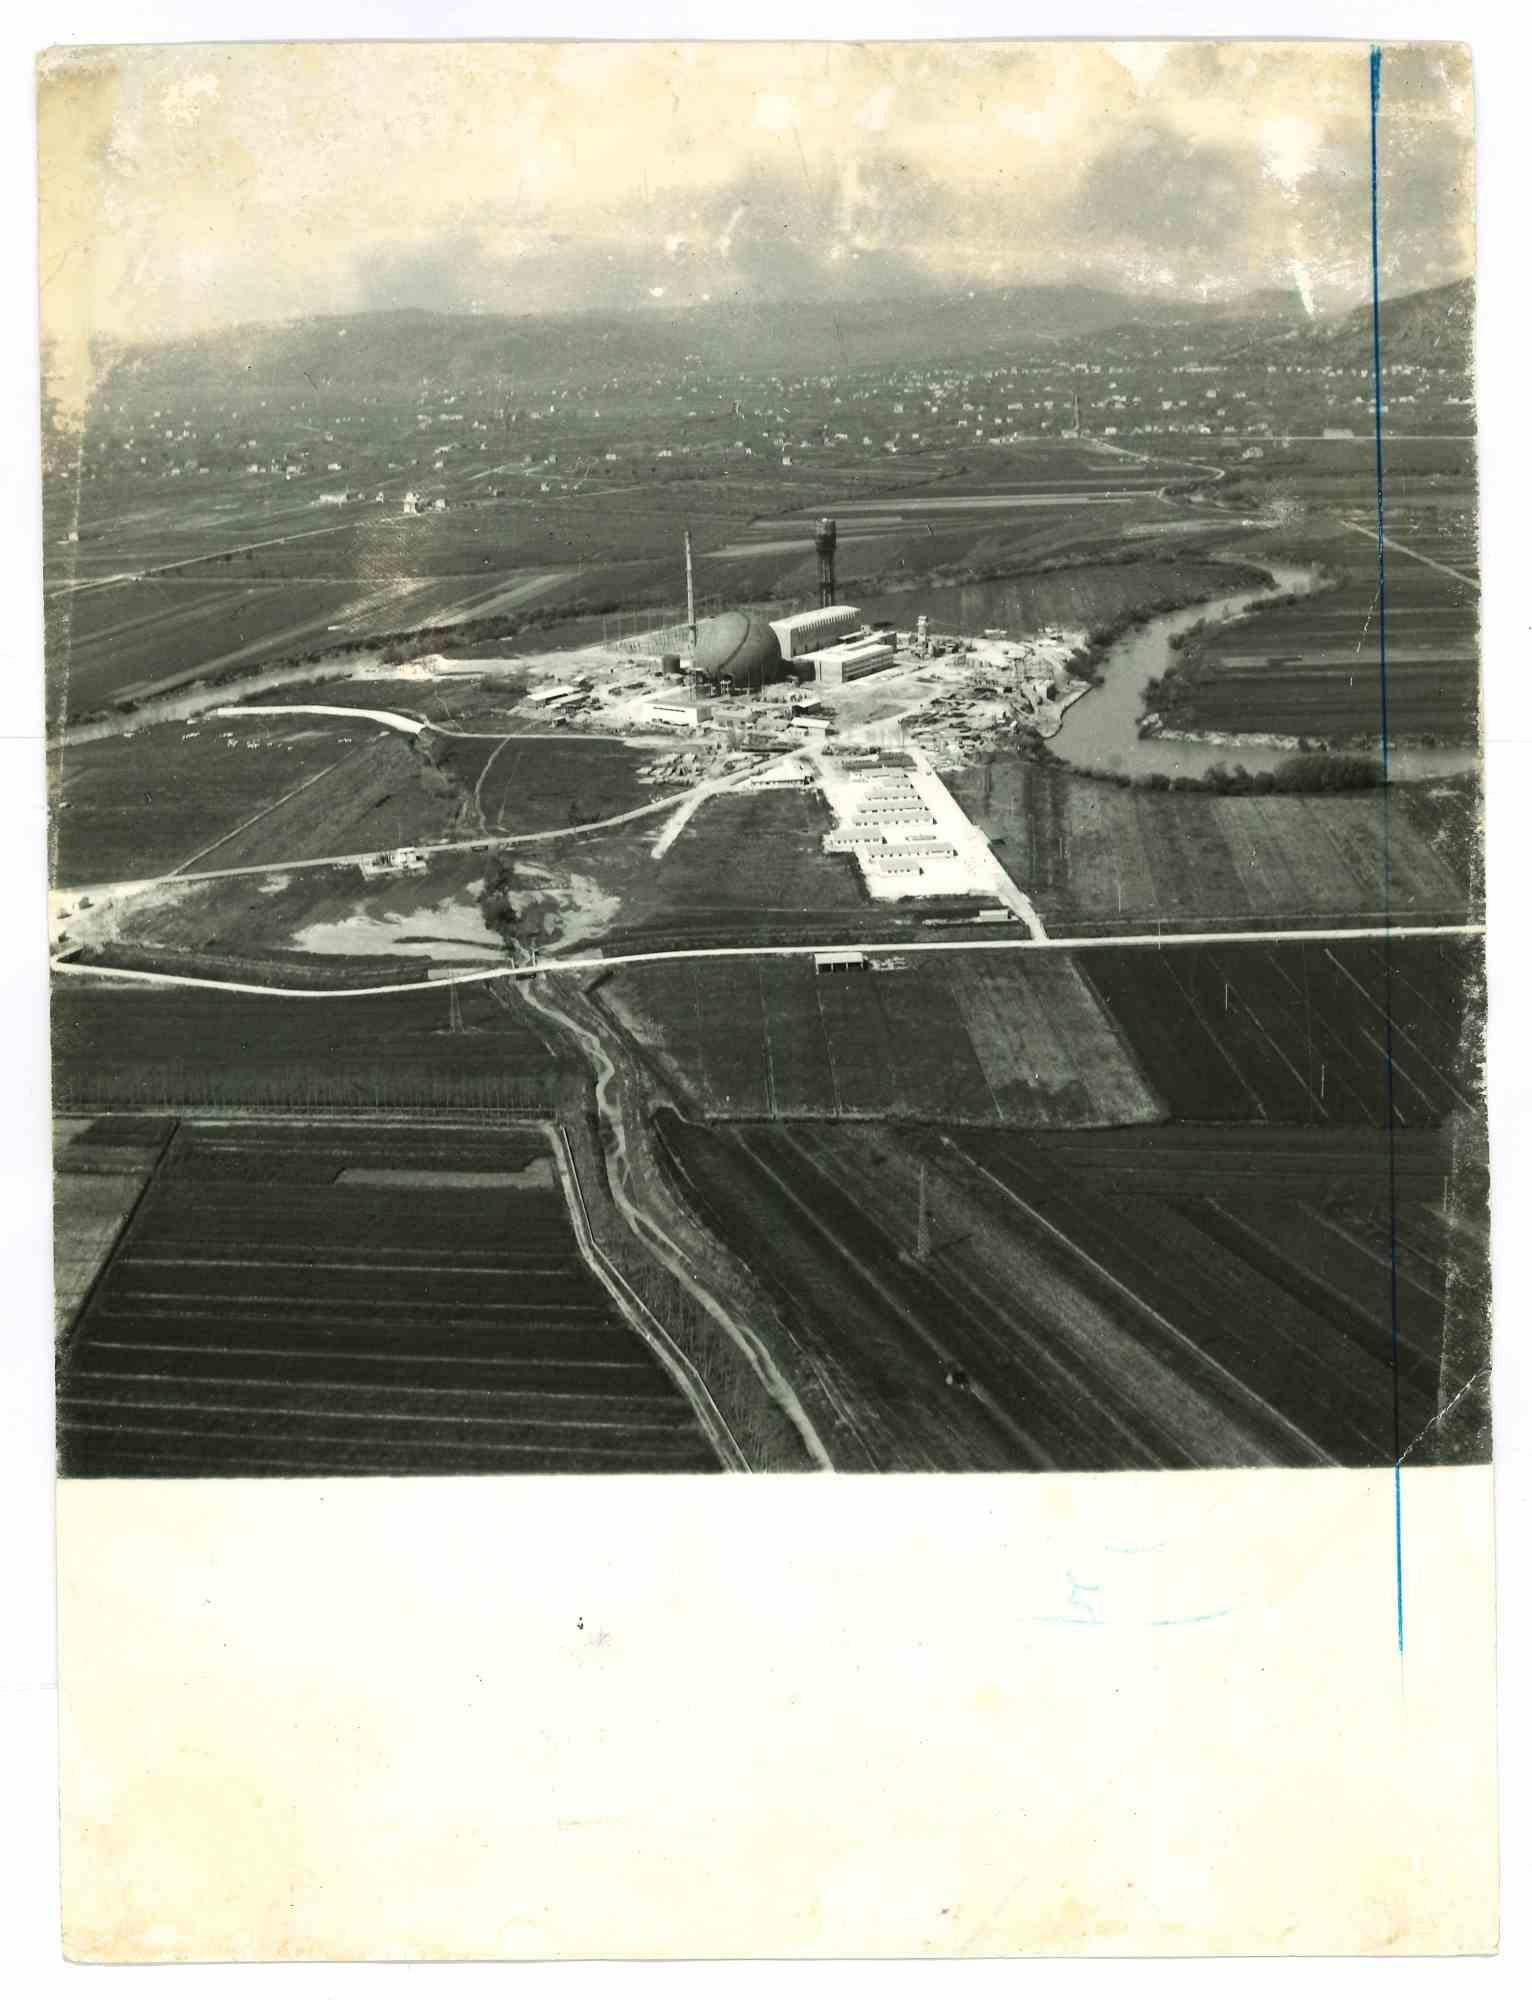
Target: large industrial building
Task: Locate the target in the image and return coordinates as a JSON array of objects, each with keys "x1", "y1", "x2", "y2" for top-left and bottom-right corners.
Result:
[
  {"x1": 808, "y1": 636, "x2": 898, "y2": 686},
  {"x1": 660, "y1": 523, "x2": 902, "y2": 695},
  {"x1": 767, "y1": 605, "x2": 899, "y2": 686},
  {"x1": 769, "y1": 605, "x2": 862, "y2": 660}
]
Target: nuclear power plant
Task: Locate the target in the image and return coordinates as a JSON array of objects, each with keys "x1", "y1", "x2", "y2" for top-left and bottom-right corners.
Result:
[
  {"x1": 657, "y1": 516, "x2": 899, "y2": 692},
  {"x1": 591, "y1": 511, "x2": 1049, "y2": 738}
]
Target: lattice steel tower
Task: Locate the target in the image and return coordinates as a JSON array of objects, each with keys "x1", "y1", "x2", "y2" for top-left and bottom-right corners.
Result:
[{"x1": 814, "y1": 516, "x2": 838, "y2": 609}]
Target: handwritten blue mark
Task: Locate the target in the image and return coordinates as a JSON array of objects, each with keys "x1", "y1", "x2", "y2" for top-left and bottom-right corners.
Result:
[{"x1": 1029, "y1": 1549, "x2": 1233, "y2": 1632}]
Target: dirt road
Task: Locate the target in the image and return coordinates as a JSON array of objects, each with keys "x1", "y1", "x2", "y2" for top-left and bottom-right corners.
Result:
[{"x1": 517, "y1": 978, "x2": 835, "y2": 1471}]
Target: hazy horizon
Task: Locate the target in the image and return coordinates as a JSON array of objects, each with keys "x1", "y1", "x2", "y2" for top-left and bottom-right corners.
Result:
[
  {"x1": 40, "y1": 40, "x2": 1473, "y2": 393},
  {"x1": 80, "y1": 266, "x2": 1474, "y2": 361}
]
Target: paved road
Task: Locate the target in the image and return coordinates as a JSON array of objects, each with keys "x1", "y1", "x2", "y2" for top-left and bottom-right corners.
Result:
[
  {"x1": 215, "y1": 700, "x2": 669, "y2": 748},
  {"x1": 50, "y1": 920, "x2": 1485, "y2": 1001},
  {"x1": 214, "y1": 702, "x2": 425, "y2": 736},
  {"x1": 1268, "y1": 434, "x2": 1475, "y2": 444}
]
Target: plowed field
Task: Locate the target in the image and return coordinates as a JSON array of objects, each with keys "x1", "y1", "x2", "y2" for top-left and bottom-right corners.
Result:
[
  {"x1": 58, "y1": 1120, "x2": 719, "y2": 1477},
  {"x1": 653, "y1": 1117, "x2": 1485, "y2": 1472}
]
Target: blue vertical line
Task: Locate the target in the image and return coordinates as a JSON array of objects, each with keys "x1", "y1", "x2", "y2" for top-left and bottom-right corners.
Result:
[{"x1": 1369, "y1": 44, "x2": 1405, "y2": 1657}]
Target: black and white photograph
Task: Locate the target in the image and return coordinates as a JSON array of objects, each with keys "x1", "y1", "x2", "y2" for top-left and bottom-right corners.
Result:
[
  {"x1": 30, "y1": 28, "x2": 1503, "y2": 1962},
  {"x1": 44, "y1": 38, "x2": 1487, "y2": 1481}
]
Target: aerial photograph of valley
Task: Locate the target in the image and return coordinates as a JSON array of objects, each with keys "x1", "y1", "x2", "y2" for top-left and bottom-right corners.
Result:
[{"x1": 42, "y1": 38, "x2": 1488, "y2": 1480}]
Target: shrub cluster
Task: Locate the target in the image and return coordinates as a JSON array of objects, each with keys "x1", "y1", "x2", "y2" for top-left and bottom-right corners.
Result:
[{"x1": 1062, "y1": 751, "x2": 1385, "y2": 795}]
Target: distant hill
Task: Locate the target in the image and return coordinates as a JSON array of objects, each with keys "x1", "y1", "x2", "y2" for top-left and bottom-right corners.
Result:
[
  {"x1": 95, "y1": 308, "x2": 690, "y2": 404},
  {"x1": 88, "y1": 284, "x2": 1272, "y2": 405},
  {"x1": 90, "y1": 277, "x2": 1474, "y2": 408},
  {"x1": 683, "y1": 284, "x2": 1209, "y2": 371},
  {"x1": 1204, "y1": 287, "x2": 1314, "y2": 323},
  {"x1": 1222, "y1": 278, "x2": 1475, "y2": 369}
]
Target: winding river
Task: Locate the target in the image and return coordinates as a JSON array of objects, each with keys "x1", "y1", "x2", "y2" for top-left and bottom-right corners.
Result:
[{"x1": 866, "y1": 562, "x2": 1477, "y2": 784}]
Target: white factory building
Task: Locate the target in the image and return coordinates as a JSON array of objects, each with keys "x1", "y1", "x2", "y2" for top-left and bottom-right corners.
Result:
[
  {"x1": 639, "y1": 691, "x2": 715, "y2": 730},
  {"x1": 769, "y1": 605, "x2": 862, "y2": 659},
  {"x1": 809, "y1": 637, "x2": 898, "y2": 686},
  {"x1": 769, "y1": 604, "x2": 900, "y2": 686}
]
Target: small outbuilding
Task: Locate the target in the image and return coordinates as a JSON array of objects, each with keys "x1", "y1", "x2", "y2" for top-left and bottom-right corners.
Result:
[{"x1": 813, "y1": 949, "x2": 867, "y2": 974}]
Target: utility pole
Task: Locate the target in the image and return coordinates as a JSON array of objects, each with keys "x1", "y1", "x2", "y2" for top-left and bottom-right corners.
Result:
[{"x1": 915, "y1": 1163, "x2": 931, "y2": 1263}]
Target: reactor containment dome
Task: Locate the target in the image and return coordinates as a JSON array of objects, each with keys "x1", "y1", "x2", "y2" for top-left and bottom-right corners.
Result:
[{"x1": 687, "y1": 609, "x2": 787, "y2": 691}]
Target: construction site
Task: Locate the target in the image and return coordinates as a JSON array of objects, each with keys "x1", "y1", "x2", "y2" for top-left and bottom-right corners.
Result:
[{"x1": 377, "y1": 514, "x2": 1097, "y2": 773}]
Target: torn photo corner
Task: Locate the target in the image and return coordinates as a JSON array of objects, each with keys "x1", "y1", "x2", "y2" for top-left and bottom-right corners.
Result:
[{"x1": 39, "y1": 38, "x2": 1494, "y2": 1961}]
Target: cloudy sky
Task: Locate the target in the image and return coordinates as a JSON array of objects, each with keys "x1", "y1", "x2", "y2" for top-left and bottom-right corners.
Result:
[{"x1": 39, "y1": 38, "x2": 1473, "y2": 360}]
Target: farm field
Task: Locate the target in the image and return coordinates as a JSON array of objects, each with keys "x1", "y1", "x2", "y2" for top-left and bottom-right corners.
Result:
[
  {"x1": 541, "y1": 789, "x2": 873, "y2": 955},
  {"x1": 709, "y1": 500, "x2": 1193, "y2": 607},
  {"x1": 1369, "y1": 499, "x2": 1480, "y2": 584},
  {"x1": 52, "y1": 1116, "x2": 176, "y2": 1335},
  {"x1": 48, "y1": 469, "x2": 581, "y2": 583},
  {"x1": 149, "y1": 486, "x2": 762, "y2": 580},
  {"x1": 57, "y1": 1119, "x2": 720, "y2": 1477},
  {"x1": 47, "y1": 504, "x2": 579, "y2": 719},
  {"x1": 46, "y1": 472, "x2": 373, "y2": 576},
  {"x1": 308, "y1": 567, "x2": 576, "y2": 630},
  {"x1": 850, "y1": 444, "x2": 1180, "y2": 493},
  {"x1": 1209, "y1": 434, "x2": 1477, "y2": 516},
  {"x1": 430, "y1": 732, "x2": 678, "y2": 835},
  {"x1": 652, "y1": 1115, "x2": 1482, "y2": 1471},
  {"x1": 1084, "y1": 934, "x2": 1482, "y2": 1127},
  {"x1": 1397, "y1": 778, "x2": 1482, "y2": 895},
  {"x1": 600, "y1": 951, "x2": 1161, "y2": 1127},
  {"x1": 154, "y1": 731, "x2": 465, "y2": 871},
  {"x1": 51, "y1": 713, "x2": 391, "y2": 884},
  {"x1": 198, "y1": 509, "x2": 618, "y2": 580},
  {"x1": 51, "y1": 978, "x2": 569, "y2": 1114},
  {"x1": 49, "y1": 576, "x2": 394, "y2": 718},
  {"x1": 948, "y1": 757, "x2": 1477, "y2": 933},
  {"x1": 1156, "y1": 528, "x2": 1480, "y2": 744},
  {"x1": 856, "y1": 553, "x2": 1261, "y2": 641},
  {"x1": 651, "y1": 788, "x2": 863, "y2": 907}
]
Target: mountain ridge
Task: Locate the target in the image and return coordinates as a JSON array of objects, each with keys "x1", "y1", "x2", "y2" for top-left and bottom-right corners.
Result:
[{"x1": 91, "y1": 277, "x2": 1475, "y2": 403}]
